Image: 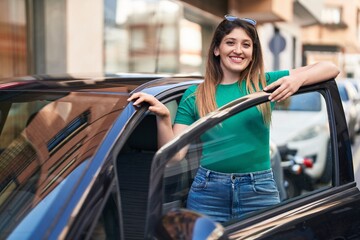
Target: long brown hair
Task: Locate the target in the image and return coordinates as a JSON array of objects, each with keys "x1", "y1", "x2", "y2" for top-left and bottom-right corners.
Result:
[{"x1": 196, "y1": 18, "x2": 271, "y2": 125}]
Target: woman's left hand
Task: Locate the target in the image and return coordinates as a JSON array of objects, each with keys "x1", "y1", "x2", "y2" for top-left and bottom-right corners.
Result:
[
  {"x1": 264, "y1": 61, "x2": 340, "y2": 102},
  {"x1": 264, "y1": 75, "x2": 303, "y2": 102}
]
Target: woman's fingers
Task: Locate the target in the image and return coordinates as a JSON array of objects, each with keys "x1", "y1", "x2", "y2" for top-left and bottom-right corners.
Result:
[
  {"x1": 264, "y1": 81, "x2": 280, "y2": 92},
  {"x1": 266, "y1": 80, "x2": 283, "y2": 101},
  {"x1": 267, "y1": 77, "x2": 301, "y2": 102},
  {"x1": 128, "y1": 92, "x2": 152, "y2": 106},
  {"x1": 127, "y1": 92, "x2": 141, "y2": 101},
  {"x1": 127, "y1": 92, "x2": 170, "y2": 118}
]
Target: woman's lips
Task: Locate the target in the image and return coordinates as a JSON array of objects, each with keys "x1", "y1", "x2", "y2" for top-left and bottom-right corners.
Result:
[{"x1": 230, "y1": 56, "x2": 244, "y2": 63}]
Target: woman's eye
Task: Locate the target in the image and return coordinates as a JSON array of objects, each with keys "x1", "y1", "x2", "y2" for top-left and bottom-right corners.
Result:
[{"x1": 226, "y1": 41, "x2": 235, "y2": 45}]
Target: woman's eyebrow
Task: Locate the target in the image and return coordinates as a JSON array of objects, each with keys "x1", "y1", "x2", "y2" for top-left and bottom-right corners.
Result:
[
  {"x1": 224, "y1": 37, "x2": 252, "y2": 43},
  {"x1": 223, "y1": 37, "x2": 236, "y2": 41}
]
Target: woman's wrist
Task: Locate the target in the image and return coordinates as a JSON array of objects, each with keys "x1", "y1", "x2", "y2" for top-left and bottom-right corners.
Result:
[{"x1": 156, "y1": 111, "x2": 171, "y2": 125}]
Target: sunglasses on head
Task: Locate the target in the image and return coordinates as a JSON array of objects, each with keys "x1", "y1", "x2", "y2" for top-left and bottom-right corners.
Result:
[{"x1": 224, "y1": 14, "x2": 257, "y2": 26}]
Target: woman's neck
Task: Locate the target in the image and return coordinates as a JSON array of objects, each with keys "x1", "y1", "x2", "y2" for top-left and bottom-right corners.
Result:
[{"x1": 221, "y1": 73, "x2": 240, "y2": 84}]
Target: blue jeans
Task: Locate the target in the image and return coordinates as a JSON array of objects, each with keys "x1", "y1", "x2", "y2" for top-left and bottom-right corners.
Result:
[{"x1": 186, "y1": 166, "x2": 280, "y2": 223}]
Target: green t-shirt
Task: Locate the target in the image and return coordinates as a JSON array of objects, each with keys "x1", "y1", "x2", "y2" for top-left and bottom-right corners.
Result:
[{"x1": 174, "y1": 70, "x2": 290, "y2": 173}]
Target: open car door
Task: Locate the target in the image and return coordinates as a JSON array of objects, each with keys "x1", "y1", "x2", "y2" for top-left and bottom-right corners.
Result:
[{"x1": 144, "y1": 78, "x2": 360, "y2": 239}]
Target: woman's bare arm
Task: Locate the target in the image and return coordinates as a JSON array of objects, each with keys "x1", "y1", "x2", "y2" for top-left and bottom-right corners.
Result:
[{"x1": 264, "y1": 61, "x2": 340, "y2": 102}]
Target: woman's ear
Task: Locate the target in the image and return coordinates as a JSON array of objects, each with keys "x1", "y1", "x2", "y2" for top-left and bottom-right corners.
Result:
[{"x1": 214, "y1": 47, "x2": 219, "y2": 56}]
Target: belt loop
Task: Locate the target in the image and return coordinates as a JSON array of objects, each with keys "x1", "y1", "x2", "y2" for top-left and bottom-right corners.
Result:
[
  {"x1": 250, "y1": 172, "x2": 254, "y2": 181},
  {"x1": 206, "y1": 170, "x2": 211, "y2": 181}
]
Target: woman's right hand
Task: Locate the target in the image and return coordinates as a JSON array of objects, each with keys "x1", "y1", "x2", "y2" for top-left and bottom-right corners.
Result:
[{"x1": 127, "y1": 92, "x2": 170, "y2": 118}]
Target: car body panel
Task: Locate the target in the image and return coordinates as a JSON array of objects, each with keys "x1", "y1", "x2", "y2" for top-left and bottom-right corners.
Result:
[{"x1": 225, "y1": 184, "x2": 360, "y2": 239}]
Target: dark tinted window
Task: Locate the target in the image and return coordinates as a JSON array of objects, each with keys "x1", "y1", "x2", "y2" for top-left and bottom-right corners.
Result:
[{"x1": 0, "y1": 91, "x2": 125, "y2": 238}]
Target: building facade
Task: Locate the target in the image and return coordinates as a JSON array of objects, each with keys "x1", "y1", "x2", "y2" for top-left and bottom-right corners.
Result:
[
  {"x1": 302, "y1": 0, "x2": 360, "y2": 78},
  {"x1": 0, "y1": 0, "x2": 358, "y2": 79}
]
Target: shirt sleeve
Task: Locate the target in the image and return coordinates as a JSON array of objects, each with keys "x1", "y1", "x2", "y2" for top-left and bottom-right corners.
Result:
[
  {"x1": 174, "y1": 85, "x2": 198, "y2": 125},
  {"x1": 265, "y1": 70, "x2": 290, "y2": 84}
]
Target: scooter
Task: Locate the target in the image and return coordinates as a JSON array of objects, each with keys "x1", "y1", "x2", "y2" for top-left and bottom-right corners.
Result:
[{"x1": 278, "y1": 146, "x2": 314, "y2": 198}]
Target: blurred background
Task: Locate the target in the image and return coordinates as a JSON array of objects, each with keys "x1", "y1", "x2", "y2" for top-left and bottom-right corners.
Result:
[{"x1": 0, "y1": 0, "x2": 358, "y2": 79}]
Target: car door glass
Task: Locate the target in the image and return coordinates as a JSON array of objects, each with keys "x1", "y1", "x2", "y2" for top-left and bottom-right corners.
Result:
[
  {"x1": 161, "y1": 91, "x2": 333, "y2": 225},
  {"x1": 272, "y1": 92, "x2": 332, "y2": 199},
  {"x1": 163, "y1": 103, "x2": 284, "y2": 223},
  {"x1": 0, "y1": 92, "x2": 124, "y2": 239}
]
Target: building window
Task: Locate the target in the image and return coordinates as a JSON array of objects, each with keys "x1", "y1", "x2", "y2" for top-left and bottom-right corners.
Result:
[{"x1": 321, "y1": 6, "x2": 342, "y2": 25}]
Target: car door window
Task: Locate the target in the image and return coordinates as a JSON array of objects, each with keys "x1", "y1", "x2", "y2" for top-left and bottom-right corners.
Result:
[
  {"x1": 272, "y1": 92, "x2": 332, "y2": 198},
  {"x1": 160, "y1": 90, "x2": 333, "y2": 225},
  {"x1": 162, "y1": 105, "x2": 285, "y2": 221},
  {"x1": 0, "y1": 92, "x2": 124, "y2": 239}
]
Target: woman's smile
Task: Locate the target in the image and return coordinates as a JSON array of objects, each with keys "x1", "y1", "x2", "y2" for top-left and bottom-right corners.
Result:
[{"x1": 229, "y1": 56, "x2": 245, "y2": 63}]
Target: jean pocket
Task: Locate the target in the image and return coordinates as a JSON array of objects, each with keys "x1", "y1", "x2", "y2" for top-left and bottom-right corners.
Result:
[
  {"x1": 190, "y1": 175, "x2": 207, "y2": 191},
  {"x1": 253, "y1": 178, "x2": 279, "y2": 195}
]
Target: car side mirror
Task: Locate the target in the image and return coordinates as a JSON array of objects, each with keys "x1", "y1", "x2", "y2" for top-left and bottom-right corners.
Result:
[{"x1": 155, "y1": 209, "x2": 227, "y2": 240}]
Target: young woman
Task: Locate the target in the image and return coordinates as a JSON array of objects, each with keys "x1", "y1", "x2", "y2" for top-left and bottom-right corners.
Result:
[{"x1": 128, "y1": 15, "x2": 340, "y2": 222}]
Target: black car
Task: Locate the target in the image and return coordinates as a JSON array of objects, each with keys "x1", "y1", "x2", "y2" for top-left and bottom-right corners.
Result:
[{"x1": 0, "y1": 74, "x2": 359, "y2": 239}]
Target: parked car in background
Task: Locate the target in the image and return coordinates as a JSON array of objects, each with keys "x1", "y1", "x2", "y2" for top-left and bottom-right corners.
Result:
[
  {"x1": 0, "y1": 75, "x2": 359, "y2": 239},
  {"x1": 346, "y1": 77, "x2": 360, "y2": 93},
  {"x1": 342, "y1": 78, "x2": 360, "y2": 134},
  {"x1": 271, "y1": 91, "x2": 332, "y2": 192},
  {"x1": 336, "y1": 80, "x2": 359, "y2": 143}
]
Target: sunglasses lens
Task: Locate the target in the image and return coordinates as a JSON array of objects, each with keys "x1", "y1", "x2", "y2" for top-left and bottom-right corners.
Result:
[
  {"x1": 225, "y1": 15, "x2": 238, "y2": 21},
  {"x1": 244, "y1": 18, "x2": 257, "y2": 25},
  {"x1": 224, "y1": 15, "x2": 256, "y2": 26}
]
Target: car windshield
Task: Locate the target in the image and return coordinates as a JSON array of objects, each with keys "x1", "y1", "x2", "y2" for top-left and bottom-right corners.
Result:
[
  {"x1": 274, "y1": 92, "x2": 321, "y2": 111},
  {"x1": 0, "y1": 90, "x2": 125, "y2": 238}
]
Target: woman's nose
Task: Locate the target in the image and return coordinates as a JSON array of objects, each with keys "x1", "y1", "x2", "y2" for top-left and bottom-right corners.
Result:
[{"x1": 233, "y1": 44, "x2": 242, "y2": 54}]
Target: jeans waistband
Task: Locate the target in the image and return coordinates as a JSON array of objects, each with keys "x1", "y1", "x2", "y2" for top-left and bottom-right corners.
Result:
[{"x1": 198, "y1": 166, "x2": 273, "y2": 181}]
